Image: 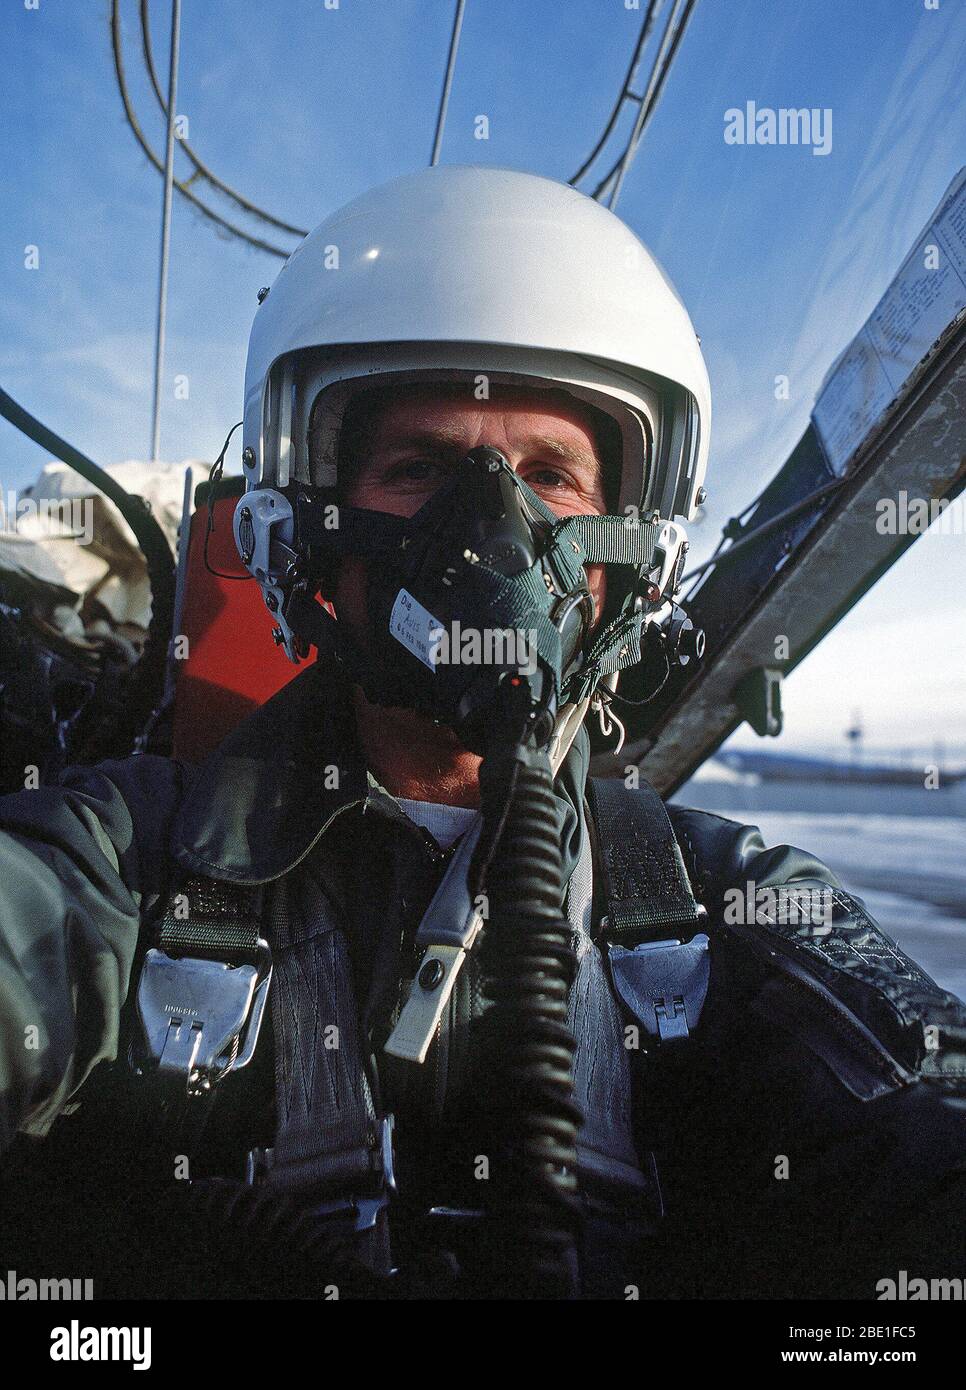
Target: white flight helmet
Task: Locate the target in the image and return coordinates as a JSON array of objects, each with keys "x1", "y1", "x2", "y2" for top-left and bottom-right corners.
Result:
[{"x1": 237, "y1": 165, "x2": 710, "y2": 758}]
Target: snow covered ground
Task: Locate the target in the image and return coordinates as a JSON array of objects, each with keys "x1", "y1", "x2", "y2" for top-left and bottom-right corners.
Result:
[{"x1": 672, "y1": 780, "x2": 966, "y2": 1003}]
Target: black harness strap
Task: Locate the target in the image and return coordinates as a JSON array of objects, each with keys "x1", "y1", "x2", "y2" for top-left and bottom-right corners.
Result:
[
  {"x1": 586, "y1": 776, "x2": 701, "y2": 945},
  {"x1": 260, "y1": 929, "x2": 382, "y2": 1198},
  {"x1": 134, "y1": 779, "x2": 698, "y2": 1274},
  {"x1": 246, "y1": 877, "x2": 394, "y2": 1272},
  {"x1": 157, "y1": 876, "x2": 263, "y2": 961},
  {"x1": 137, "y1": 872, "x2": 392, "y2": 1272}
]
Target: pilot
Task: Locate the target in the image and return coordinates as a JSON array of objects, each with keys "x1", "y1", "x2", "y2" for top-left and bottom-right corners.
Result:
[{"x1": 1, "y1": 167, "x2": 963, "y2": 1300}]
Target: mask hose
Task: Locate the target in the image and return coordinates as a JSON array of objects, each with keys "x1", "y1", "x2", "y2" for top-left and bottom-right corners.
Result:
[{"x1": 469, "y1": 677, "x2": 584, "y2": 1298}]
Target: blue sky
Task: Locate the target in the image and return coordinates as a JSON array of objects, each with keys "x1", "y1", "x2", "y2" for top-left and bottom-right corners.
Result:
[{"x1": 2, "y1": 0, "x2": 964, "y2": 758}]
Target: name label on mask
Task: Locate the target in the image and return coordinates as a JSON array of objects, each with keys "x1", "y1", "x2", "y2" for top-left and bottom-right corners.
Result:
[{"x1": 389, "y1": 589, "x2": 443, "y2": 672}]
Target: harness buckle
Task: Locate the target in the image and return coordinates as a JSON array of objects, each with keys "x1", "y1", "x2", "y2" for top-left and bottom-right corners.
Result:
[
  {"x1": 654, "y1": 996, "x2": 690, "y2": 1041},
  {"x1": 243, "y1": 1115, "x2": 397, "y2": 1233},
  {"x1": 608, "y1": 933, "x2": 710, "y2": 1045},
  {"x1": 136, "y1": 941, "x2": 272, "y2": 1097}
]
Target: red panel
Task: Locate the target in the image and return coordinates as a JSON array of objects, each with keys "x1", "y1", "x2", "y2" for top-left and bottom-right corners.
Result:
[{"x1": 171, "y1": 496, "x2": 320, "y2": 763}]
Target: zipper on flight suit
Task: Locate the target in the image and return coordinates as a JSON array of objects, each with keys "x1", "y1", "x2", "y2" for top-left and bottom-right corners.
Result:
[{"x1": 727, "y1": 922, "x2": 915, "y2": 1097}]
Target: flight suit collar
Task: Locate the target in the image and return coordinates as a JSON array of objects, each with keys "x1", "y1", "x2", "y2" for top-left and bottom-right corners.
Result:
[{"x1": 170, "y1": 655, "x2": 590, "y2": 887}]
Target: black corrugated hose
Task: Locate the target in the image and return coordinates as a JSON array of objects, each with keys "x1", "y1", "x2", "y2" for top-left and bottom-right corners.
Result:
[{"x1": 471, "y1": 722, "x2": 584, "y2": 1298}]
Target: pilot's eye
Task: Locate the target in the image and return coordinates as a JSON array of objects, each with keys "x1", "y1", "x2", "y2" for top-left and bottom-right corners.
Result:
[
  {"x1": 527, "y1": 466, "x2": 568, "y2": 489},
  {"x1": 389, "y1": 459, "x2": 443, "y2": 482}
]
